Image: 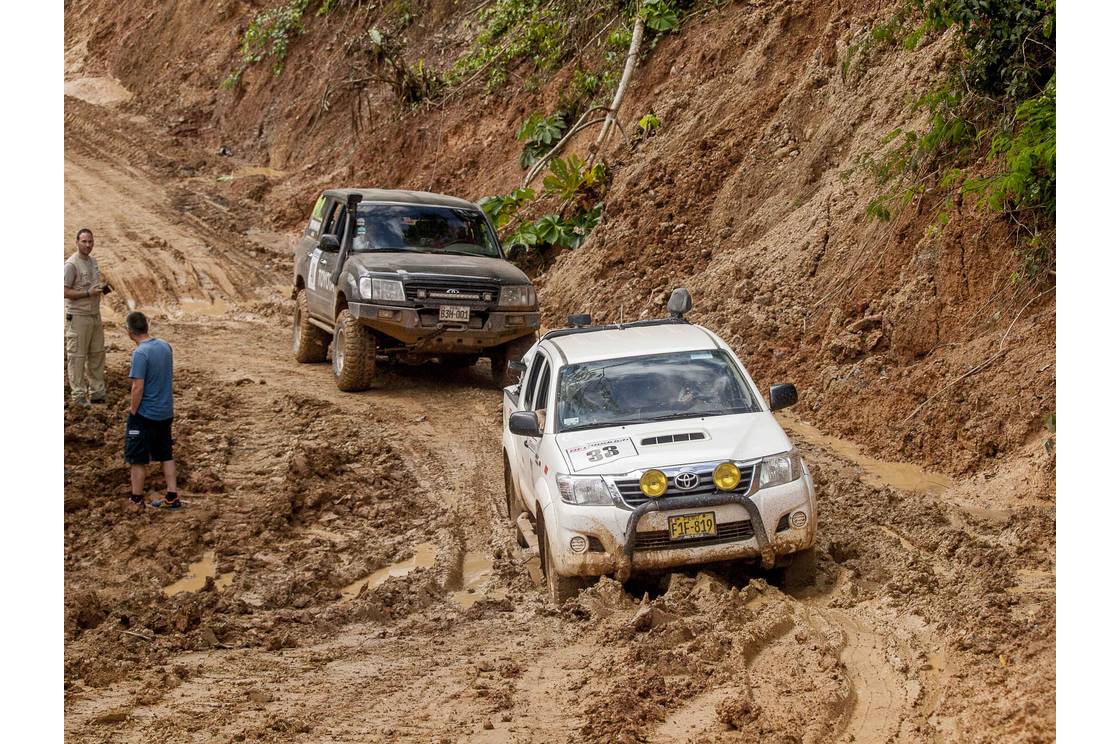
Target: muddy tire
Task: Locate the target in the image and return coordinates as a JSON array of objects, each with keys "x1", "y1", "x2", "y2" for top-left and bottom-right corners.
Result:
[
  {"x1": 332, "y1": 309, "x2": 377, "y2": 392},
  {"x1": 292, "y1": 290, "x2": 329, "y2": 363},
  {"x1": 489, "y1": 354, "x2": 510, "y2": 388},
  {"x1": 776, "y1": 548, "x2": 817, "y2": 590},
  {"x1": 537, "y1": 508, "x2": 586, "y2": 604},
  {"x1": 505, "y1": 459, "x2": 528, "y2": 548}
]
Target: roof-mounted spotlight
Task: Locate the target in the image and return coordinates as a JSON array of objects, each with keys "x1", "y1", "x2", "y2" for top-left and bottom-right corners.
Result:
[
  {"x1": 568, "y1": 313, "x2": 593, "y2": 328},
  {"x1": 667, "y1": 288, "x2": 693, "y2": 319}
]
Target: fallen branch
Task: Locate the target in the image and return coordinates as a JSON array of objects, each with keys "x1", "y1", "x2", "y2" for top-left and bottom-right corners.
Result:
[
  {"x1": 523, "y1": 108, "x2": 611, "y2": 187},
  {"x1": 587, "y1": 7, "x2": 645, "y2": 166},
  {"x1": 121, "y1": 630, "x2": 152, "y2": 641}
]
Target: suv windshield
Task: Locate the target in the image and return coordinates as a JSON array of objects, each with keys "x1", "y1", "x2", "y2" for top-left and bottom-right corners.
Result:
[
  {"x1": 352, "y1": 204, "x2": 501, "y2": 258},
  {"x1": 556, "y1": 350, "x2": 760, "y2": 432}
]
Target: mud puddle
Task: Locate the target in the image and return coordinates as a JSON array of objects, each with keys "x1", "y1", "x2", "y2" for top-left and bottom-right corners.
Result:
[
  {"x1": 450, "y1": 552, "x2": 506, "y2": 608},
  {"x1": 164, "y1": 551, "x2": 233, "y2": 597},
  {"x1": 341, "y1": 543, "x2": 437, "y2": 600},
  {"x1": 778, "y1": 414, "x2": 954, "y2": 494}
]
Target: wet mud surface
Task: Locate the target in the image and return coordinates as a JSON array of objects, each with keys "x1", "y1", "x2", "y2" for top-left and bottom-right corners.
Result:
[{"x1": 63, "y1": 34, "x2": 1055, "y2": 744}]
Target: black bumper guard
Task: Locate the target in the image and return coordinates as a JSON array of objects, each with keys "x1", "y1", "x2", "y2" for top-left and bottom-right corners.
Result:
[{"x1": 620, "y1": 468, "x2": 772, "y2": 568}]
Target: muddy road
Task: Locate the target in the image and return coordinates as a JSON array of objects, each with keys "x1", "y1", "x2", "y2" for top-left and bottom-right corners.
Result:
[{"x1": 63, "y1": 86, "x2": 1055, "y2": 743}]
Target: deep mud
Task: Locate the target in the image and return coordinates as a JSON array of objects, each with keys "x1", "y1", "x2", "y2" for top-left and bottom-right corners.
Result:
[{"x1": 63, "y1": 8, "x2": 1054, "y2": 743}]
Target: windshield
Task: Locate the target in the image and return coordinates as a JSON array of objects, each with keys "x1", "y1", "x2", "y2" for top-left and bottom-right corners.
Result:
[
  {"x1": 556, "y1": 350, "x2": 760, "y2": 432},
  {"x1": 352, "y1": 204, "x2": 501, "y2": 257}
]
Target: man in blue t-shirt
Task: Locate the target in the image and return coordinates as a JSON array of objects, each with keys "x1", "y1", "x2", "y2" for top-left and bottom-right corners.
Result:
[{"x1": 124, "y1": 312, "x2": 180, "y2": 510}]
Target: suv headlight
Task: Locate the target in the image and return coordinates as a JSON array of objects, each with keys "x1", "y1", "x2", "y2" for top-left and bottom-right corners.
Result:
[
  {"x1": 499, "y1": 284, "x2": 537, "y2": 309},
  {"x1": 359, "y1": 276, "x2": 405, "y2": 302},
  {"x1": 759, "y1": 448, "x2": 803, "y2": 489},
  {"x1": 556, "y1": 474, "x2": 613, "y2": 506}
]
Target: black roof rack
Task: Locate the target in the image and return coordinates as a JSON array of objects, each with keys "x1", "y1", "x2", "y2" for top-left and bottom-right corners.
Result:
[{"x1": 541, "y1": 317, "x2": 690, "y2": 342}]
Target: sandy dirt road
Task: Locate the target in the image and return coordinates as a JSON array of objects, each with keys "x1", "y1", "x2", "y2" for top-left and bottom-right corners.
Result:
[{"x1": 63, "y1": 86, "x2": 1055, "y2": 744}]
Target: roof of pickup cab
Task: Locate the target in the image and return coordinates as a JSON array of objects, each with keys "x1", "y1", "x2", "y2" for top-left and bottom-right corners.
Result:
[
  {"x1": 543, "y1": 322, "x2": 723, "y2": 366},
  {"x1": 321, "y1": 189, "x2": 479, "y2": 209}
]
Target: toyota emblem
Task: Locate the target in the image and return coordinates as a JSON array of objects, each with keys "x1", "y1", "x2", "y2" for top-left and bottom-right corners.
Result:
[
  {"x1": 674, "y1": 471, "x2": 699, "y2": 490},
  {"x1": 446, "y1": 288, "x2": 460, "y2": 294}
]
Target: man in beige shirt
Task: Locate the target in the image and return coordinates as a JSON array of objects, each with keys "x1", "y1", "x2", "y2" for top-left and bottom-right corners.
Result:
[{"x1": 64, "y1": 228, "x2": 108, "y2": 406}]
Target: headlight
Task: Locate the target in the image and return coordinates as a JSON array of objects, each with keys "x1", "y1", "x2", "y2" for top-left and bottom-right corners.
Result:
[
  {"x1": 639, "y1": 469, "x2": 668, "y2": 498},
  {"x1": 359, "y1": 276, "x2": 405, "y2": 302},
  {"x1": 712, "y1": 462, "x2": 741, "y2": 491},
  {"x1": 759, "y1": 448, "x2": 803, "y2": 489},
  {"x1": 557, "y1": 474, "x2": 613, "y2": 506},
  {"x1": 499, "y1": 284, "x2": 537, "y2": 308}
]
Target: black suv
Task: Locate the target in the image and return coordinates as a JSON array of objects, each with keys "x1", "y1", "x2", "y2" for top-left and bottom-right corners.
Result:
[{"x1": 292, "y1": 189, "x2": 540, "y2": 391}]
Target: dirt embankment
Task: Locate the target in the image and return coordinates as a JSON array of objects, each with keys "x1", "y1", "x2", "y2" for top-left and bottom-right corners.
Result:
[
  {"x1": 65, "y1": 0, "x2": 1055, "y2": 475},
  {"x1": 63, "y1": 1, "x2": 1055, "y2": 742}
]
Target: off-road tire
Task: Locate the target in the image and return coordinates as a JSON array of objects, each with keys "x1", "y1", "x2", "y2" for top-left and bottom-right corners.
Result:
[
  {"x1": 776, "y1": 548, "x2": 817, "y2": 590},
  {"x1": 292, "y1": 290, "x2": 329, "y2": 363},
  {"x1": 489, "y1": 354, "x2": 511, "y2": 388},
  {"x1": 332, "y1": 309, "x2": 377, "y2": 392},
  {"x1": 537, "y1": 507, "x2": 586, "y2": 604},
  {"x1": 505, "y1": 459, "x2": 528, "y2": 548}
]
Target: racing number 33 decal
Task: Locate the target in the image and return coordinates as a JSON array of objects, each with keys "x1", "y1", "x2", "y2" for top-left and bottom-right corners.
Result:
[{"x1": 566, "y1": 437, "x2": 638, "y2": 472}]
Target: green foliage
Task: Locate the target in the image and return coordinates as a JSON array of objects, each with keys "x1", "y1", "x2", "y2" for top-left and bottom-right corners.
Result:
[
  {"x1": 220, "y1": 69, "x2": 243, "y2": 91},
  {"x1": 241, "y1": 0, "x2": 312, "y2": 75},
  {"x1": 541, "y1": 156, "x2": 608, "y2": 211},
  {"x1": 507, "y1": 206, "x2": 603, "y2": 251},
  {"x1": 517, "y1": 112, "x2": 567, "y2": 169},
  {"x1": 446, "y1": 0, "x2": 573, "y2": 90},
  {"x1": 316, "y1": 0, "x2": 339, "y2": 15},
  {"x1": 637, "y1": 112, "x2": 660, "y2": 138},
  {"x1": 640, "y1": 0, "x2": 681, "y2": 33},
  {"x1": 480, "y1": 187, "x2": 536, "y2": 228},
  {"x1": 855, "y1": 0, "x2": 1056, "y2": 274}
]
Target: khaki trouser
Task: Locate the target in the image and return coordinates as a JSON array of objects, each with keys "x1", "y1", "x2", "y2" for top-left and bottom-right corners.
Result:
[{"x1": 66, "y1": 313, "x2": 106, "y2": 402}]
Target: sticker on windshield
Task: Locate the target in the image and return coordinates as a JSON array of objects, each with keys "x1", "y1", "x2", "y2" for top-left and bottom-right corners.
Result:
[
  {"x1": 566, "y1": 437, "x2": 638, "y2": 472},
  {"x1": 563, "y1": 417, "x2": 580, "y2": 426},
  {"x1": 690, "y1": 351, "x2": 713, "y2": 359}
]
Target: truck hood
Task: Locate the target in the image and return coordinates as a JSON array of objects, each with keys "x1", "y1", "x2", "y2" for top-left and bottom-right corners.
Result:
[
  {"x1": 350, "y1": 253, "x2": 531, "y2": 285},
  {"x1": 554, "y1": 412, "x2": 793, "y2": 476}
]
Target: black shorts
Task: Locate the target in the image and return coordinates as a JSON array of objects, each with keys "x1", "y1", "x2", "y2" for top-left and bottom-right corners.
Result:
[{"x1": 124, "y1": 413, "x2": 173, "y2": 464}]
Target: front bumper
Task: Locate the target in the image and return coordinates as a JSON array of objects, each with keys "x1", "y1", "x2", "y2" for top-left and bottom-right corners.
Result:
[
  {"x1": 348, "y1": 301, "x2": 539, "y2": 351},
  {"x1": 547, "y1": 469, "x2": 816, "y2": 580}
]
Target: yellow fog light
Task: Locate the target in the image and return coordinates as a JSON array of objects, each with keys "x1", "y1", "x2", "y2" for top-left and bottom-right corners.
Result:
[
  {"x1": 640, "y1": 469, "x2": 668, "y2": 498},
  {"x1": 713, "y1": 462, "x2": 742, "y2": 491}
]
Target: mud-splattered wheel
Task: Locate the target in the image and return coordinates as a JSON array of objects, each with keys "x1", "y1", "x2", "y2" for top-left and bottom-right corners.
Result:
[
  {"x1": 292, "y1": 290, "x2": 328, "y2": 363},
  {"x1": 505, "y1": 458, "x2": 528, "y2": 548},
  {"x1": 775, "y1": 548, "x2": 817, "y2": 590},
  {"x1": 332, "y1": 309, "x2": 377, "y2": 392},
  {"x1": 537, "y1": 507, "x2": 587, "y2": 604},
  {"x1": 489, "y1": 354, "x2": 510, "y2": 388}
]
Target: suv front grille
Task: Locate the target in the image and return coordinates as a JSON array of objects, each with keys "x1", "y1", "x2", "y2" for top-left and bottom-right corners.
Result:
[
  {"x1": 634, "y1": 519, "x2": 755, "y2": 551},
  {"x1": 404, "y1": 280, "x2": 500, "y2": 305},
  {"x1": 612, "y1": 464, "x2": 755, "y2": 508}
]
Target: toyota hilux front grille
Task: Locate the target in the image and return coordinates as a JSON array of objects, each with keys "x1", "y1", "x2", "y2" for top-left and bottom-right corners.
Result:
[{"x1": 610, "y1": 464, "x2": 756, "y2": 508}]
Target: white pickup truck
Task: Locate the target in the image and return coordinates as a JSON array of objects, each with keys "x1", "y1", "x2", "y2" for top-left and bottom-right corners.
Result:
[{"x1": 501, "y1": 289, "x2": 817, "y2": 603}]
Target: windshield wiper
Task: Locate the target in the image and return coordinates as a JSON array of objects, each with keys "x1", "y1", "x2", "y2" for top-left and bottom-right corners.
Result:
[
  {"x1": 562, "y1": 419, "x2": 649, "y2": 432},
  {"x1": 439, "y1": 249, "x2": 489, "y2": 257}
]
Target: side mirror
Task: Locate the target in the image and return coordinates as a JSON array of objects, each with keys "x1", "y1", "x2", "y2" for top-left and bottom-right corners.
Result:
[
  {"x1": 319, "y1": 234, "x2": 340, "y2": 253},
  {"x1": 769, "y1": 383, "x2": 798, "y2": 412},
  {"x1": 509, "y1": 411, "x2": 542, "y2": 437},
  {"x1": 509, "y1": 359, "x2": 527, "y2": 373},
  {"x1": 506, "y1": 244, "x2": 525, "y2": 260}
]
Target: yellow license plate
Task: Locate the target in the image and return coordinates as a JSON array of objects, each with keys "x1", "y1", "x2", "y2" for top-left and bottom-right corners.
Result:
[{"x1": 668, "y1": 512, "x2": 717, "y2": 541}]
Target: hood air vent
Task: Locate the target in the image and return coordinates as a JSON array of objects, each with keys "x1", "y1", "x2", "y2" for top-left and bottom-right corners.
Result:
[{"x1": 640, "y1": 432, "x2": 706, "y2": 446}]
